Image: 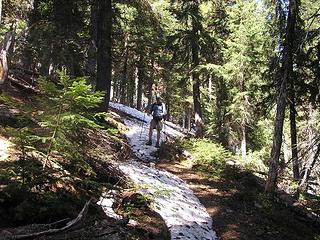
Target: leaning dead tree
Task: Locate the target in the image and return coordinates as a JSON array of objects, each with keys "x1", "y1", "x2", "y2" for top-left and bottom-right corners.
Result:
[
  {"x1": 0, "y1": 29, "x2": 15, "y2": 87},
  {"x1": 299, "y1": 137, "x2": 320, "y2": 192}
]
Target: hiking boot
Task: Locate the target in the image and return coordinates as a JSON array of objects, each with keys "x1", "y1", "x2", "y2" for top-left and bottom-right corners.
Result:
[
  {"x1": 146, "y1": 140, "x2": 152, "y2": 146},
  {"x1": 155, "y1": 142, "x2": 160, "y2": 148}
]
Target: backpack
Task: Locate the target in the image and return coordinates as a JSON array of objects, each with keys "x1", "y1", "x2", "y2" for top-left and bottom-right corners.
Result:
[{"x1": 152, "y1": 103, "x2": 165, "y2": 121}]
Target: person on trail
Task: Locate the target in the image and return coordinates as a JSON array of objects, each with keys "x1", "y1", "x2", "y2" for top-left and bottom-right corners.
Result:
[{"x1": 146, "y1": 95, "x2": 166, "y2": 148}]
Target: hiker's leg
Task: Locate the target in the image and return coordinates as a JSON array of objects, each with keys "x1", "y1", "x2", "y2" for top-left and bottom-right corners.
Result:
[
  {"x1": 155, "y1": 121, "x2": 162, "y2": 147},
  {"x1": 156, "y1": 128, "x2": 161, "y2": 144},
  {"x1": 148, "y1": 125, "x2": 153, "y2": 141},
  {"x1": 147, "y1": 120, "x2": 155, "y2": 144}
]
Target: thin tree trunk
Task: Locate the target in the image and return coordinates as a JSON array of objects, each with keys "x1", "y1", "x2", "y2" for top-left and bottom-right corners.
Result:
[
  {"x1": 289, "y1": 85, "x2": 299, "y2": 179},
  {"x1": 96, "y1": 0, "x2": 112, "y2": 111},
  {"x1": 127, "y1": 67, "x2": 135, "y2": 107},
  {"x1": 191, "y1": 0, "x2": 203, "y2": 137},
  {"x1": 208, "y1": 74, "x2": 212, "y2": 100},
  {"x1": 136, "y1": 53, "x2": 144, "y2": 111},
  {"x1": 120, "y1": 35, "x2": 129, "y2": 104},
  {"x1": 0, "y1": 29, "x2": 15, "y2": 87},
  {"x1": 87, "y1": 0, "x2": 98, "y2": 86},
  {"x1": 241, "y1": 121, "x2": 246, "y2": 161},
  {"x1": 216, "y1": 78, "x2": 228, "y2": 147},
  {"x1": 299, "y1": 142, "x2": 320, "y2": 191},
  {"x1": 265, "y1": 0, "x2": 299, "y2": 194},
  {"x1": 184, "y1": 105, "x2": 191, "y2": 130},
  {"x1": 133, "y1": 67, "x2": 138, "y2": 108},
  {"x1": 0, "y1": 0, "x2": 2, "y2": 23},
  {"x1": 147, "y1": 58, "x2": 154, "y2": 108}
]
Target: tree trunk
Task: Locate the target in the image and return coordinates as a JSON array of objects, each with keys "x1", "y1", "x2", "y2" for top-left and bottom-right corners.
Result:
[
  {"x1": 147, "y1": 58, "x2": 154, "y2": 108},
  {"x1": 191, "y1": 0, "x2": 203, "y2": 137},
  {"x1": 299, "y1": 143, "x2": 320, "y2": 192},
  {"x1": 0, "y1": 0, "x2": 2, "y2": 23},
  {"x1": 317, "y1": 42, "x2": 320, "y2": 102},
  {"x1": 216, "y1": 78, "x2": 228, "y2": 147},
  {"x1": 0, "y1": 29, "x2": 15, "y2": 88},
  {"x1": 136, "y1": 53, "x2": 144, "y2": 111},
  {"x1": 134, "y1": 67, "x2": 138, "y2": 107},
  {"x1": 127, "y1": 67, "x2": 135, "y2": 107},
  {"x1": 184, "y1": 105, "x2": 191, "y2": 130},
  {"x1": 120, "y1": 35, "x2": 129, "y2": 104},
  {"x1": 96, "y1": 0, "x2": 112, "y2": 111},
  {"x1": 289, "y1": 84, "x2": 299, "y2": 179},
  {"x1": 241, "y1": 122, "x2": 246, "y2": 161},
  {"x1": 87, "y1": 0, "x2": 98, "y2": 86},
  {"x1": 208, "y1": 74, "x2": 212, "y2": 100},
  {"x1": 265, "y1": 0, "x2": 299, "y2": 194}
]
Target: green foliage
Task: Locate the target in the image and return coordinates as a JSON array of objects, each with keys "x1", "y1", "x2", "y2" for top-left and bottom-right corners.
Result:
[
  {"x1": 0, "y1": 72, "x2": 110, "y2": 225},
  {"x1": 238, "y1": 148, "x2": 269, "y2": 172},
  {"x1": 180, "y1": 138, "x2": 231, "y2": 176},
  {"x1": 24, "y1": 71, "x2": 105, "y2": 161},
  {"x1": 120, "y1": 193, "x2": 154, "y2": 218}
]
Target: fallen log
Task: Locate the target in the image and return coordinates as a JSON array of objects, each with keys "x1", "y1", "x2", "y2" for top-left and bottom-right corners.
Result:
[
  {"x1": 0, "y1": 199, "x2": 92, "y2": 240},
  {"x1": 8, "y1": 75, "x2": 39, "y2": 93}
]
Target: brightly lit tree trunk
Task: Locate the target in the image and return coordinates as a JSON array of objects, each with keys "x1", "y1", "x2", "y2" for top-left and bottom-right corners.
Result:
[{"x1": 0, "y1": 0, "x2": 2, "y2": 23}]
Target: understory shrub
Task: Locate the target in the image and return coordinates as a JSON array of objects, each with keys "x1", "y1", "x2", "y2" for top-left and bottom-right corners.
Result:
[
  {"x1": 0, "y1": 72, "x2": 112, "y2": 225},
  {"x1": 180, "y1": 138, "x2": 231, "y2": 176}
]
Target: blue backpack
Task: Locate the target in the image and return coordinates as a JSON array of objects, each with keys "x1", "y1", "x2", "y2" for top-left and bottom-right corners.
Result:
[{"x1": 152, "y1": 103, "x2": 165, "y2": 121}]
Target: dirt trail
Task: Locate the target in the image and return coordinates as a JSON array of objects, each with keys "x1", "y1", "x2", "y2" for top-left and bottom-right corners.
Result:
[{"x1": 108, "y1": 102, "x2": 218, "y2": 240}]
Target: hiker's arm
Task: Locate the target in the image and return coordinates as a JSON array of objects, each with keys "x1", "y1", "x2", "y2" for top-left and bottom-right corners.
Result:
[{"x1": 162, "y1": 103, "x2": 167, "y2": 120}]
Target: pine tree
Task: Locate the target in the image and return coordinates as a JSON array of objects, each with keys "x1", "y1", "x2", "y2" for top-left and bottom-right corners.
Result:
[{"x1": 221, "y1": 0, "x2": 272, "y2": 158}]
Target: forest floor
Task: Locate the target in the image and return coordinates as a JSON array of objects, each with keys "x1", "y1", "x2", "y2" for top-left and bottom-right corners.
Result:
[
  {"x1": 157, "y1": 157, "x2": 320, "y2": 240},
  {"x1": 109, "y1": 102, "x2": 320, "y2": 240},
  {"x1": 1, "y1": 80, "x2": 320, "y2": 240}
]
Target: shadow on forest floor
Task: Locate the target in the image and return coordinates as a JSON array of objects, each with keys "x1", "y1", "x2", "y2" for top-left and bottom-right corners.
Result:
[{"x1": 157, "y1": 160, "x2": 320, "y2": 240}]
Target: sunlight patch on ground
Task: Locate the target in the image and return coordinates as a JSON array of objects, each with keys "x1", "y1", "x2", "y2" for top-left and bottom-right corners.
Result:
[{"x1": 0, "y1": 137, "x2": 13, "y2": 161}]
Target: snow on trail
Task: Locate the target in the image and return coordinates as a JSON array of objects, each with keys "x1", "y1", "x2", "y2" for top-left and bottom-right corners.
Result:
[
  {"x1": 105, "y1": 102, "x2": 218, "y2": 240},
  {"x1": 117, "y1": 161, "x2": 217, "y2": 240}
]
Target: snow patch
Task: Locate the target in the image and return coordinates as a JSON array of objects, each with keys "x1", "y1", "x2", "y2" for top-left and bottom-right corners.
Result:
[
  {"x1": 106, "y1": 102, "x2": 218, "y2": 239},
  {"x1": 117, "y1": 161, "x2": 218, "y2": 240},
  {"x1": 0, "y1": 137, "x2": 12, "y2": 161}
]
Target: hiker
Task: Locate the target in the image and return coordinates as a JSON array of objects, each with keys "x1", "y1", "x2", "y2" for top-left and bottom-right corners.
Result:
[{"x1": 146, "y1": 95, "x2": 166, "y2": 148}]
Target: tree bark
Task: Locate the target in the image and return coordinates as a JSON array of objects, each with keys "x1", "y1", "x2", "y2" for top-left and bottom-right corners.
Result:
[
  {"x1": 265, "y1": 0, "x2": 300, "y2": 194},
  {"x1": 96, "y1": 0, "x2": 112, "y2": 111},
  {"x1": 299, "y1": 142, "x2": 320, "y2": 192},
  {"x1": 120, "y1": 35, "x2": 129, "y2": 104},
  {"x1": 147, "y1": 58, "x2": 154, "y2": 108},
  {"x1": 0, "y1": 29, "x2": 15, "y2": 88},
  {"x1": 289, "y1": 84, "x2": 299, "y2": 179},
  {"x1": 191, "y1": 0, "x2": 203, "y2": 137},
  {"x1": 216, "y1": 78, "x2": 228, "y2": 147},
  {"x1": 241, "y1": 121, "x2": 246, "y2": 161},
  {"x1": 184, "y1": 104, "x2": 191, "y2": 130},
  {"x1": 0, "y1": 0, "x2": 2, "y2": 23},
  {"x1": 136, "y1": 53, "x2": 144, "y2": 111},
  {"x1": 87, "y1": 0, "x2": 98, "y2": 86}
]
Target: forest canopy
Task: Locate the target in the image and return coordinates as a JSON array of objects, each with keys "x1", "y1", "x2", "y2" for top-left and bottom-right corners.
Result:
[{"x1": 0, "y1": 0, "x2": 320, "y2": 202}]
